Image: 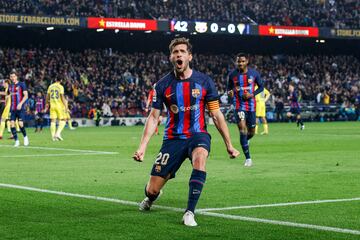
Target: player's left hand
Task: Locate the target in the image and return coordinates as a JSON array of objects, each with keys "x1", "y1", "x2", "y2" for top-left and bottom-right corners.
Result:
[
  {"x1": 227, "y1": 146, "x2": 240, "y2": 159},
  {"x1": 242, "y1": 92, "x2": 253, "y2": 100},
  {"x1": 16, "y1": 104, "x2": 22, "y2": 110}
]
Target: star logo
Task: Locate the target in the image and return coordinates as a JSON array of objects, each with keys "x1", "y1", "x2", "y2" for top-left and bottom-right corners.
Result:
[
  {"x1": 269, "y1": 27, "x2": 275, "y2": 34},
  {"x1": 99, "y1": 19, "x2": 105, "y2": 28}
]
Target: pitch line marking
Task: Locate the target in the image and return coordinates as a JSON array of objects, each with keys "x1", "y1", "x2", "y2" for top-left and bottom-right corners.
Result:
[
  {"x1": 0, "y1": 153, "x2": 117, "y2": 158},
  {"x1": 0, "y1": 183, "x2": 359, "y2": 236},
  {"x1": 197, "y1": 197, "x2": 360, "y2": 212},
  {"x1": 0, "y1": 144, "x2": 118, "y2": 154}
]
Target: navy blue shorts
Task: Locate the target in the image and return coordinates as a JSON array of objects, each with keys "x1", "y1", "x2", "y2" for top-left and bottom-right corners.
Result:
[
  {"x1": 150, "y1": 133, "x2": 211, "y2": 179},
  {"x1": 290, "y1": 107, "x2": 301, "y2": 115},
  {"x1": 10, "y1": 110, "x2": 25, "y2": 121},
  {"x1": 235, "y1": 110, "x2": 256, "y2": 129}
]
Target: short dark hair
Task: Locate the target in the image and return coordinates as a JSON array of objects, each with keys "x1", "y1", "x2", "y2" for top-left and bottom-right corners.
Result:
[
  {"x1": 236, "y1": 53, "x2": 249, "y2": 59},
  {"x1": 169, "y1": 37, "x2": 192, "y2": 54},
  {"x1": 10, "y1": 69, "x2": 18, "y2": 75}
]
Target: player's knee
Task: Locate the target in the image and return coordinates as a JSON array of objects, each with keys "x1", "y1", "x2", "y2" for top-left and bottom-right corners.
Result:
[
  {"x1": 240, "y1": 130, "x2": 248, "y2": 135},
  {"x1": 192, "y1": 148, "x2": 208, "y2": 171}
]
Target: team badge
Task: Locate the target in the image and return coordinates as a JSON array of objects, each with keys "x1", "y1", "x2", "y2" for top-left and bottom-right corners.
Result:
[
  {"x1": 195, "y1": 22, "x2": 208, "y2": 33},
  {"x1": 192, "y1": 89, "x2": 200, "y2": 98},
  {"x1": 155, "y1": 165, "x2": 161, "y2": 173},
  {"x1": 248, "y1": 76, "x2": 254, "y2": 84},
  {"x1": 170, "y1": 104, "x2": 179, "y2": 114}
]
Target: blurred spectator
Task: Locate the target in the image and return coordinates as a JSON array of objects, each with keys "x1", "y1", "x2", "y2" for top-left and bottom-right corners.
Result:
[
  {"x1": 0, "y1": 0, "x2": 359, "y2": 28},
  {"x1": 0, "y1": 47, "x2": 359, "y2": 120}
]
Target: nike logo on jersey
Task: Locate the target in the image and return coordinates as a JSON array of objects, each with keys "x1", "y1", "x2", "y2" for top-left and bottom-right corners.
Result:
[{"x1": 166, "y1": 93, "x2": 175, "y2": 98}]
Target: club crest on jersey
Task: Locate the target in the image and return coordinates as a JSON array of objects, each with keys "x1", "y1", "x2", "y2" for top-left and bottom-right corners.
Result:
[
  {"x1": 155, "y1": 165, "x2": 161, "y2": 173},
  {"x1": 170, "y1": 104, "x2": 179, "y2": 114},
  {"x1": 248, "y1": 76, "x2": 254, "y2": 84},
  {"x1": 192, "y1": 89, "x2": 200, "y2": 98}
]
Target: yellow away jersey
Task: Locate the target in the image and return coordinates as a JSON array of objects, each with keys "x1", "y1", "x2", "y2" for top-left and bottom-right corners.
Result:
[
  {"x1": 5, "y1": 86, "x2": 10, "y2": 109},
  {"x1": 255, "y1": 87, "x2": 270, "y2": 103},
  {"x1": 47, "y1": 82, "x2": 65, "y2": 108}
]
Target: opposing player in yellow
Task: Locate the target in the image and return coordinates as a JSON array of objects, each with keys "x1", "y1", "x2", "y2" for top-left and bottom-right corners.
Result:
[
  {"x1": 255, "y1": 86, "x2": 271, "y2": 135},
  {"x1": 65, "y1": 96, "x2": 75, "y2": 130},
  {"x1": 46, "y1": 77, "x2": 68, "y2": 141},
  {"x1": 0, "y1": 79, "x2": 10, "y2": 139}
]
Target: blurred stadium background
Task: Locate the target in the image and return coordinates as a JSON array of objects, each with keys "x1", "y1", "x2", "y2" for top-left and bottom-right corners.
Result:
[{"x1": 0, "y1": 1, "x2": 359, "y2": 239}]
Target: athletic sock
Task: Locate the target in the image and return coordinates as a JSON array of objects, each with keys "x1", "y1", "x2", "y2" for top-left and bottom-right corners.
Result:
[
  {"x1": 0, "y1": 121, "x2": 5, "y2": 136},
  {"x1": 20, "y1": 127, "x2": 27, "y2": 137},
  {"x1": 186, "y1": 169, "x2": 206, "y2": 213},
  {"x1": 11, "y1": 127, "x2": 18, "y2": 141},
  {"x1": 50, "y1": 122, "x2": 56, "y2": 138},
  {"x1": 264, "y1": 123, "x2": 269, "y2": 134},
  {"x1": 240, "y1": 133, "x2": 251, "y2": 159},
  {"x1": 56, "y1": 120, "x2": 66, "y2": 136}
]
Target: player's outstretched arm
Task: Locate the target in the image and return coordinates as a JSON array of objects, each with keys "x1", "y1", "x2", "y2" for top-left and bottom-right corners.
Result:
[
  {"x1": 133, "y1": 108, "x2": 161, "y2": 162},
  {"x1": 210, "y1": 109, "x2": 240, "y2": 159}
]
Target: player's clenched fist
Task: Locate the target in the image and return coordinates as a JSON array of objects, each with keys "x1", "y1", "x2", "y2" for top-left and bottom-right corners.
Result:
[
  {"x1": 227, "y1": 146, "x2": 240, "y2": 159},
  {"x1": 133, "y1": 150, "x2": 144, "y2": 162}
]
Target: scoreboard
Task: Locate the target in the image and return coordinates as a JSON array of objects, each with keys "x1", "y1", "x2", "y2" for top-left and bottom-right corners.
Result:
[{"x1": 170, "y1": 20, "x2": 253, "y2": 35}]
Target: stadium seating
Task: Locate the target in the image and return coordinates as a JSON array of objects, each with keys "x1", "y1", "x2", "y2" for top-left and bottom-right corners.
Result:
[
  {"x1": 0, "y1": 0, "x2": 359, "y2": 28},
  {"x1": 0, "y1": 47, "x2": 359, "y2": 120}
]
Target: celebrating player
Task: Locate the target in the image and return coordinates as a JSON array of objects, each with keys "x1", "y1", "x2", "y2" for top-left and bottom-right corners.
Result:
[
  {"x1": 133, "y1": 38, "x2": 239, "y2": 227},
  {"x1": 227, "y1": 53, "x2": 264, "y2": 167}
]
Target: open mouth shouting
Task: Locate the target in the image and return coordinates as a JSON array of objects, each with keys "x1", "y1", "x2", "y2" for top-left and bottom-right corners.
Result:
[{"x1": 176, "y1": 59, "x2": 183, "y2": 69}]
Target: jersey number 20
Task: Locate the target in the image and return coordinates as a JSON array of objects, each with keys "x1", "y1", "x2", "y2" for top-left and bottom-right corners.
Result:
[{"x1": 155, "y1": 152, "x2": 170, "y2": 165}]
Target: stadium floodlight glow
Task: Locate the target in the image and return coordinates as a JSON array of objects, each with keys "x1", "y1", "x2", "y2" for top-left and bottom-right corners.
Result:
[
  {"x1": 114, "y1": 29, "x2": 119, "y2": 33},
  {"x1": 96, "y1": 28, "x2": 104, "y2": 32},
  {"x1": 144, "y1": 30, "x2": 152, "y2": 33},
  {"x1": 17, "y1": 25, "x2": 23, "y2": 29},
  {"x1": 277, "y1": 35, "x2": 283, "y2": 38},
  {"x1": 46, "y1": 26, "x2": 54, "y2": 31},
  {"x1": 320, "y1": 39, "x2": 326, "y2": 43},
  {"x1": 316, "y1": 40, "x2": 319, "y2": 43},
  {"x1": 191, "y1": 32, "x2": 197, "y2": 35}
]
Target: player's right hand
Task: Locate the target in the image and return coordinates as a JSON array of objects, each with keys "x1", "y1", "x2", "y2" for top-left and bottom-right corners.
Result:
[
  {"x1": 133, "y1": 150, "x2": 145, "y2": 162},
  {"x1": 227, "y1": 146, "x2": 240, "y2": 159}
]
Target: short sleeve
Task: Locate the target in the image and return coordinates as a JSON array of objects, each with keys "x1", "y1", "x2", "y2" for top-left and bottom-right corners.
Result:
[
  {"x1": 21, "y1": 82, "x2": 28, "y2": 92},
  {"x1": 227, "y1": 72, "x2": 234, "y2": 92},
  {"x1": 60, "y1": 85, "x2": 64, "y2": 95},
  {"x1": 151, "y1": 83, "x2": 163, "y2": 110},
  {"x1": 255, "y1": 71, "x2": 263, "y2": 88},
  {"x1": 205, "y1": 77, "x2": 219, "y2": 103}
]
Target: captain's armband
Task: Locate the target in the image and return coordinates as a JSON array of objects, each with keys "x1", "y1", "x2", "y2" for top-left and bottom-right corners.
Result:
[{"x1": 207, "y1": 100, "x2": 220, "y2": 111}]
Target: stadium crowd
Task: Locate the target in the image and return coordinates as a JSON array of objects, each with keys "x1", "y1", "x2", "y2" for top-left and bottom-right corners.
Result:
[
  {"x1": 0, "y1": 47, "x2": 359, "y2": 121},
  {"x1": 0, "y1": 0, "x2": 359, "y2": 28}
]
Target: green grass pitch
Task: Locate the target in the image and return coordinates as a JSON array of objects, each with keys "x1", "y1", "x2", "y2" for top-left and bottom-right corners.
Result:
[{"x1": 0, "y1": 122, "x2": 359, "y2": 240}]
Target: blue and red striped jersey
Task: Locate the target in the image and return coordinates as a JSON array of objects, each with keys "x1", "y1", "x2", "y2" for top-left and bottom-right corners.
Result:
[
  {"x1": 9, "y1": 81, "x2": 27, "y2": 111},
  {"x1": 289, "y1": 91, "x2": 301, "y2": 109},
  {"x1": 152, "y1": 70, "x2": 219, "y2": 140},
  {"x1": 227, "y1": 68, "x2": 263, "y2": 112},
  {"x1": 35, "y1": 96, "x2": 45, "y2": 112}
]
